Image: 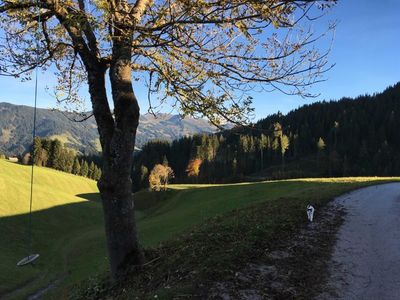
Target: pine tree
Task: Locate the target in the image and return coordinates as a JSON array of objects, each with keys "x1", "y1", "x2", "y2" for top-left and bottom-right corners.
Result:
[
  {"x1": 232, "y1": 157, "x2": 237, "y2": 176},
  {"x1": 32, "y1": 137, "x2": 43, "y2": 166},
  {"x1": 41, "y1": 139, "x2": 52, "y2": 166},
  {"x1": 272, "y1": 123, "x2": 282, "y2": 154},
  {"x1": 162, "y1": 155, "x2": 169, "y2": 167},
  {"x1": 40, "y1": 149, "x2": 49, "y2": 167},
  {"x1": 211, "y1": 135, "x2": 220, "y2": 160},
  {"x1": 50, "y1": 139, "x2": 63, "y2": 170},
  {"x1": 88, "y1": 162, "x2": 96, "y2": 179},
  {"x1": 63, "y1": 150, "x2": 75, "y2": 173},
  {"x1": 139, "y1": 165, "x2": 149, "y2": 188},
  {"x1": 272, "y1": 123, "x2": 289, "y2": 170},
  {"x1": 280, "y1": 134, "x2": 290, "y2": 171},
  {"x1": 93, "y1": 166, "x2": 102, "y2": 181},
  {"x1": 317, "y1": 137, "x2": 326, "y2": 151},
  {"x1": 80, "y1": 161, "x2": 89, "y2": 177},
  {"x1": 333, "y1": 121, "x2": 339, "y2": 150},
  {"x1": 57, "y1": 149, "x2": 67, "y2": 172},
  {"x1": 316, "y1": 137, "x2": 326, "y2": 171},
  {"x1": 21, "y1": 152, "x2": 31, "y2": 165},
  {"x1": 72, "y1": 158, "x2": 81, "y2": 175},
  {"x1": 259, "y1": 134, "x2": 268, "y2": 170}
]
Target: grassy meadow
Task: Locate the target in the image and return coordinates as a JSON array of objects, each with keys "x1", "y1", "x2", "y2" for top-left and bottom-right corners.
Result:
[
  {"x1": 0, "y1": 159, "x2": 103, "y2": 300},
  {"x1": 1, "y1": 158, "x2": 399, "y2": 299}
]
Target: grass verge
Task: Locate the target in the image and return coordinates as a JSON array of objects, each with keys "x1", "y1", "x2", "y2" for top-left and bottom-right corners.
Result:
[{"x1": 72, "y1": 178, "x2": 400, "y2": 299}]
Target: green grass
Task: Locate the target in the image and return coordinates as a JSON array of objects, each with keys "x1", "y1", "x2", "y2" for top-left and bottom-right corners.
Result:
[
  {"x1": 136, "y1": 178, "x2": 400, "y2": 245},
  {"x1": 1, "y1": 158, "x2": 399, "y2": 299},
  {"x1": 0, "y1": 159, "x2": 103, "y2": 300},
  {"x1": 77, "y1": 177, "x2": 400, "y2": 299}
]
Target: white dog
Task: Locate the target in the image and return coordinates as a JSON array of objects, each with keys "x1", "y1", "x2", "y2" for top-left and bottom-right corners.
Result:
[{"x1": 307, "y1": 205, "x2": 315, "y2": 222}]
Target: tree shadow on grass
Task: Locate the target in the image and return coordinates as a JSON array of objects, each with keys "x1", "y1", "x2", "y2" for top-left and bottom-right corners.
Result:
[
  {"x1": 76, "y1": 192, "x2": 101, "y2": 202},
  {"x1": 76, "y1": 190, "x2": 180, "y2": 211},
  {"x1": 0, "y1": 200, "x2": 105, "y2": 299}
]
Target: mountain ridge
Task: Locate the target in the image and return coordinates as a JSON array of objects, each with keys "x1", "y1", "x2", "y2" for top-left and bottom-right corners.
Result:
[{"x1": 0, "y1": 102, "x2": 217, "y2": 155}]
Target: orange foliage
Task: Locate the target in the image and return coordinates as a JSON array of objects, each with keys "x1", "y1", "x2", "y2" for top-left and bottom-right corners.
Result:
[{"x1": 186, "y1": 158, "x2": 202, "y2": 177}]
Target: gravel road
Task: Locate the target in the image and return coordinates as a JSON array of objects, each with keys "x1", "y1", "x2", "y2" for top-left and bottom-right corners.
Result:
[{"x1": 319, "y1": 183, "x2": 400, "y2": 299}]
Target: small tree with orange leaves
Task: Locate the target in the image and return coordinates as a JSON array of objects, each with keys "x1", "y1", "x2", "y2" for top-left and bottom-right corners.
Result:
[{"x1": 186, "y1": 158, "x2": 202, "y2": 181}]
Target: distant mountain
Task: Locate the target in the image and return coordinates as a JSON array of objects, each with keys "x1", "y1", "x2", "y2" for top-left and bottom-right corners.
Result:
[{"x1": 0, "y1": 102, "x2": 217, "y2": 156}]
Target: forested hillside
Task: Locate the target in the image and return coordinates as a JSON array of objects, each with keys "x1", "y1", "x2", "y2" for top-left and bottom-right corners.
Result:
[
  {"x1": 0, "y1": 103, "x2": 216, "y2": 155},
  {"x1": 132, "y1": 83, "x2": 400, "y2": 190}
]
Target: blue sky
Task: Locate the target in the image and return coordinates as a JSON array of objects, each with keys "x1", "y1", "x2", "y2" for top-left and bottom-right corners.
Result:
[{"x1": 0, "y1": 0, "x2": 399, "y2": 121}]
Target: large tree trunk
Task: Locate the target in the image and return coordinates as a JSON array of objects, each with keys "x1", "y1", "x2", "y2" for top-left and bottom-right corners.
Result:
[
  {"x1": 96, "y1": 83, "x2": 144, "y2": 280},
  {"x1": 102, "y1": 33, "x2": 143, "y2": 280},
  {"x1": 87, "y1": 63, "x2": 143, "y2": 281},
  {"x1": 98, "y1": 166, "x2": 143, "y2": 280}
]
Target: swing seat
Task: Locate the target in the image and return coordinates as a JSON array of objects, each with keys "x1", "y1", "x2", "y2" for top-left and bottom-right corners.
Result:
[{"x1": 17, "y1": 254, "x2": 40, "y2": 266}]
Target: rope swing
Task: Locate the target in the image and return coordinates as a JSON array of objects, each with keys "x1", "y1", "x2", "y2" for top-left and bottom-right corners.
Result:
[{"x1": 16, "y1": 0, "x2": 41, "y2": 267}]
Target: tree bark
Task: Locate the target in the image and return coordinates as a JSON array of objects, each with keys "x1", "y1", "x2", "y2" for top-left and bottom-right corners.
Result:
[
  {"x1": 96, "y1": 82, "x2": 144, "y2": 280},
  {"x1": 87, "y1": 62, "x2": 143, "y2": 281},
  {"x1": 98, "y1": 31, "x2": 144, "y2": 280},
  {"x1": 98, "y1": 173, "x2": 143, "y2": 280}
]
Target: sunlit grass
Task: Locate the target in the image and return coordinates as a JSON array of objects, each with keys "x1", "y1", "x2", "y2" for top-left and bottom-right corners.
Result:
[{"x1": 0, "y1": 159, "x2": 97, "y2": 217}]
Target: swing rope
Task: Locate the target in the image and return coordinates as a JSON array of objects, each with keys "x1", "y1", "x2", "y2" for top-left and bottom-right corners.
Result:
[
  {"x1": 28, "y1": 38, "x2": 39, "y2": 257},
  {"x1": 28, "y1": 0, "x2": 41, "y2": 257},
  {"x1": 17, "y1": 0, "x2": 41, "y2": 267}
]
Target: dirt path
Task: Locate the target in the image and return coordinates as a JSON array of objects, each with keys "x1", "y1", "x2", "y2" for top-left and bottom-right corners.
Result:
[{"x1": 319, "y1": 183, "x2": 400, "y2": 299}]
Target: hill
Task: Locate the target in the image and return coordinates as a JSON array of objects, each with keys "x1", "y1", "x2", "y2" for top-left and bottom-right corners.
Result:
[
  {"x1": 1, "y1": 158, "x2": 399, "y2": 299},
  {"x1": 0, "y1": 158, "x2": 102, "y2": 299},
  {"x1": 131, "y1": 82, "x2": 400, "y2": 188},
  {"x1": 0, "y1": 102, "x2": 217, "y2": 156}
]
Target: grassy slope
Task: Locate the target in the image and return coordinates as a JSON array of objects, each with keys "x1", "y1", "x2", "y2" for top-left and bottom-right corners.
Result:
[
  {"x1": 0, "y1": 159, "x2": 103, "y2": 299},
  {"x1": 83, "y1": 178, "x2": 400, "y2": 299},
  {"x1": 137, "y1": 178, "x2": 400, "y2": 245},
  {"x1": 1, "y1": 158, "x2": 399, "y2": 299}
]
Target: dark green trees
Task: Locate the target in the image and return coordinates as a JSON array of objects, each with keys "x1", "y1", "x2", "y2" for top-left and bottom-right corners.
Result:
[
  {"x1": 29, "y1": 137, "x2": 101, "y2": 180},
  {"x1": 131, "y1": 82, "x2": 400, "y2": 188},
  {"x1": 49, "y1": 139, "x2": 63, "y2": 170},
  {"x1": 80, "y1": 161, "x2": 89, "y2": 178},
  {"x1": 272, "y1": 123, "x2": 290, "y2": 171},
  {"x1": 32, "y1": 137, "x2": 49, "y2": 167},
  {"x1": 72, "y1": 158, "x2": 81, "y2": 175}
]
